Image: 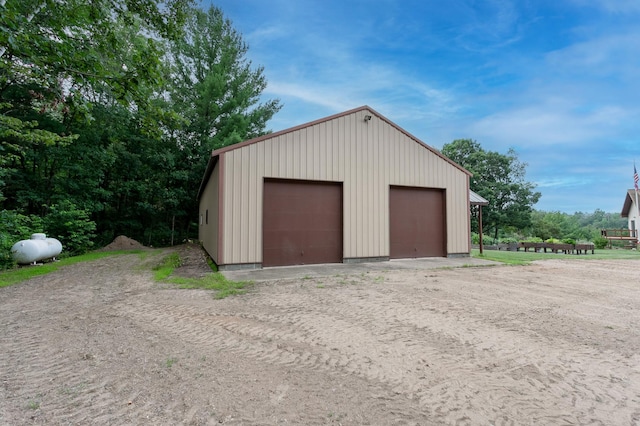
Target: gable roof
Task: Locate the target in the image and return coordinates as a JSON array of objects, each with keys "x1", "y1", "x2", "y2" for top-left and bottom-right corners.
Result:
[
  {"x1": 198, "y1": 105, "x2": 471, "y2": 199},
  {"x1": 621, "y1": 189, "x2": 639, "y2": 217},
  {"x1": 470, "y1": 190, "x2": 489, "y2": 206}
]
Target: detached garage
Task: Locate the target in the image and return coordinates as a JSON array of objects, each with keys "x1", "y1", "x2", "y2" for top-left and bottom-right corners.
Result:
[{"x1": 198, "y1": 106, "x2": 471, "y2": 270}]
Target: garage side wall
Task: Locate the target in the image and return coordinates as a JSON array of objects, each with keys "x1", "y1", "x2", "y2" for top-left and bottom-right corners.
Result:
[
  {"x1": 199, "y1": 161, "x2": 220, "y2": 264},
  {"x1": 220, "y1": 110, "x2": 470, "y2": 265}
]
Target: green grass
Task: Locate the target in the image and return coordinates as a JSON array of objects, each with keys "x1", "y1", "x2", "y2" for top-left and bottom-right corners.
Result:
[
  {"x1": 153, "y1": 253, "x2": 251, "y2": 299},
  {"x1": 0, "y1": 250, "x2": 145, "y2": 288},
  {"x1": 26, "y1": 399, "x2": 40, "y2": 410},
  {"x1": 472, "y1": 248, "x2": 640, "y2": 265},
  {"x1": 152, "y1": 252, "x2": 182, "y2": 280}
]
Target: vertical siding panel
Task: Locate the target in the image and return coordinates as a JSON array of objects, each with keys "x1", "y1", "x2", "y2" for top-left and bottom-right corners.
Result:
[
  {"x1": 282, "y1": 135, "x2": 288, "y2": 176},
  {"x1": 383, "y1": 122, "x2": 390, "y2": 255},
  {"x1": 302, "y1": 127, "x2": 309, "y2": 179},
  {"x1": 372, "y1": 120, "x2": 377, "y2": 256},
  {"x1": 231, "y1": 151, "x2": 242, "y2": 263},
  {"x1": 346, "y1": 116, "x2": 354, "y2": 257},
  {"x1": 322, "y1": 121, "x2": 329, "y2": 179},
  {"x1": 222, "y1": 153, "x2": 230, "y2": 264},
  {"x1": 397, "y1": 134, "x2": 403, "y2": 184},
  {"x1": 272, "y1": 137, "x2": 280, "y2": 176},
  {"x1": 360, "y1": 116, "x2": 365, "y2": 256},
  {"x1": 311, "y1": 123, "x2": 326, "y2": 180},
  {"x1": 341, "y1": 118, "x2": 349, "y2": 256},
  {"x1": 257, "y1": 142, "x2": 266, "y2": 261},
  {"x1": 397, "y1": 131, "x2": 403, "y2": 184},
  {"x1": 374, "y1": 119, "x2": 382, "y2": 255},
  {"x1": 333, "y1": 119, "x2": 340, "y2": 179},
  {"x1": 307, "y1": 127, "x2": 313, "y2": 180},
  {"x1": 279, "y1": 135, "x2": 285, "y2": 177},
  {"x1": 414, "y1": 139, "x2": 420, "y2": 184},
  {"x1": 223, "y1": 152, "x2": 232, "y2": 263},
  {"x1": 418, "y1": 142, "x2": 425, "y2": 186},
  {"x1": 431, "y1": 147, "x2": 436, "y2": 185},
  {"x1": 370, "y1": 120, "x2": 377, "y2": 255},
  {"x1": 248, "y1": 143, "x2": 259, "y2": 262},
  {"x1": 308, "y1": 126, "x2": 314, "y2": 179},
  {"x1": 289, "y1": 131, "x2": 297, "y2": 179},
  {"x1": 360, "y1": 118, "x2": 368, "y2": 255},
  {"x1": 407, "y1": 137, "x2": 412, "y2": 183},
  {"x1": 350, "y1": 115, "x2": 358, "y2": 257},
  {"x1": 263, "y1": 139, "x2": 271, "y2": 177},
  {"x1": 239, "y1": 148, "x2": 250, "y2": 263},
  {"x1": 367, "y1": 118, "x2": 374, "y2": 255}
]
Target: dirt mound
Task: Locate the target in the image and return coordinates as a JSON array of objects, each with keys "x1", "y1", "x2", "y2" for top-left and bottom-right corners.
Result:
[{"x1": 101, "y1": 235, "x2": 145, "y2": 251}]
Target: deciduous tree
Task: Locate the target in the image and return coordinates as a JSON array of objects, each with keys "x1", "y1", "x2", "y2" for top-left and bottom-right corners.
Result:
[{"x1": 442, "y1": 139, "x2": 541, "y2": 239}]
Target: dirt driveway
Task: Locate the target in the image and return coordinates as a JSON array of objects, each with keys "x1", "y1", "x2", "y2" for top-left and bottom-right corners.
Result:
[{"x1": 1, "y1": 245, "x2": 640, "y2": 425}]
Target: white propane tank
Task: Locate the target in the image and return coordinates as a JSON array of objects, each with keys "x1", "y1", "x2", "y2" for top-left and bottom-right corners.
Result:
[{"x1": 11, "y1": 233, "x2": 63, "y2": 264}]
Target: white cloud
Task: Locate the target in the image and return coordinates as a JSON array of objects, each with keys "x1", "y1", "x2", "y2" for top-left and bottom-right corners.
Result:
[
  {"x1": 570, "y1": 0, "x2": 640, "y2": 13},
  {"x1": 468, "y1": 102, "x2": 630, "y2": 148},
  {"x1": 546, "y1": 32, "x2": 640, "y2": 77}
]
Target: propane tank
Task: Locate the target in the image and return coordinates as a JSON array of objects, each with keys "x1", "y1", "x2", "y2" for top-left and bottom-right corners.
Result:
[{"x1": 11, "y1": 233, "x2": 63, "y2": 264}]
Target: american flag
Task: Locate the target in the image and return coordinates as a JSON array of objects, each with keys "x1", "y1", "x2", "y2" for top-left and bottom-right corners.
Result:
[{"x1": 635, "y1": 164, "x2": 639, "y2": 191}]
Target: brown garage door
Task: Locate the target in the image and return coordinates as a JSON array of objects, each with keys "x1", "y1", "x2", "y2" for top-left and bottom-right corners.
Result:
[
  {"x1": 389, "y1": 186, "x2": 446, "y2": 258},
  {"x1": 263, "y1": 179, "x2": 343, "y2": 267}
]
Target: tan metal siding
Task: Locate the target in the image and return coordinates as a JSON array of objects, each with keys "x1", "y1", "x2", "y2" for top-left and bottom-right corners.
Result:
[
  {"x1": 219, "y1": 109, "x2": 470, "y2": 265},
  {"x1": 199, "y1": 162, "x2": 219, "y2": 263}
]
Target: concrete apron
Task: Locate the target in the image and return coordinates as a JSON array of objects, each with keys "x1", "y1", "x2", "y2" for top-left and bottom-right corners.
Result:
[{"x1": 222, "y1": 257, "x2": 500, "y2": 282}]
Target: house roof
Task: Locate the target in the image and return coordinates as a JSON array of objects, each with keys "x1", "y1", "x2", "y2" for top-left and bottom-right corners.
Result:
[
  {"x1": 198, "y1": 105, "x2": 471, "y2": 199},
  {"x1": 470, "y1": 190, "x2": 489, "y2": 206},
  {"x1": 621, "y1": 189, "x2": 639, "y2": 217}
]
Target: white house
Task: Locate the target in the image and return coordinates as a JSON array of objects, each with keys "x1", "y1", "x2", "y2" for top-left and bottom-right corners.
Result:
[{"x1": 621, "y1": 189, "x2": 639, "y2": 241}]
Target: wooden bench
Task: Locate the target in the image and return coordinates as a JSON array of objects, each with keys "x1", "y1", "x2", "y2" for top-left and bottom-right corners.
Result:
[
  {"x1": 545, "y1": 243, "x2": 573, "y2": 254},
  {"x1": 517, "y1": 242, "x2": 595, "y2": 254},
  {"x1": 517, "y1": 242, "x2": 545, "y2": 252},
  {"x1": 574, "y1": 244, "x2": 594, "y2": 254}
]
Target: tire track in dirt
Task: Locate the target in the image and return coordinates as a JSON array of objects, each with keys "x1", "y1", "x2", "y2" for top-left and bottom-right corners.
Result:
[
  {"x1": 0, "y1": 254, "x2": 181, "y2": 425},
  {"x1": 3, "y1": 253, "x2": 640, "y2": 425},
  {"x1": 113, "y1": 261, "x2": 640, "y2": 425}
]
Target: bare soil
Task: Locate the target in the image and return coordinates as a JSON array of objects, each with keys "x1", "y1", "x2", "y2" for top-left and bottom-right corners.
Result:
[{"x1": 1, "y1": 245, "x2": 640, "y2": 425}]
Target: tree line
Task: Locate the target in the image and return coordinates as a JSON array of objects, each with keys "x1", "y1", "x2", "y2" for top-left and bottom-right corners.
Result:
[
  {"x1": 444, "y1": 139, "x2": 626, "y2": 246},
  {"x1": 1, "y1": 0, "x2": 281, "y2": 267}
]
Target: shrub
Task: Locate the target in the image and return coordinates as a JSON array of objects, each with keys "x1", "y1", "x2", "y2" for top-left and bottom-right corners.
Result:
[
  {"x1": 500, "y1": 237, "x2": 519, "y2": 244},
  {"x1": 562, "y1": 238, "x2": 576, "y2": 245},
  {"x1": 0, "y1": 210, "x2": 44, "y2": 270},
  {"x1": 43, "y1": 201, "x2": 96, "y2": 255},
  {"x1": 522, "y1": 237, "x2": 543, "y2": 243},
  {"x1": 594, "y1": 236, "x2": 609, "y2": 249},
  {"x1": 471, "y1": 233, "x2": 480, "y2": 244}
]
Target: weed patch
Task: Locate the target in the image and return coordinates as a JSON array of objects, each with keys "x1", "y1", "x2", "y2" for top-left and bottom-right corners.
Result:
[
  {"x1": 153, "y1": 253, "x2": 251, "y2": 299},
  {"x1": 165, "y1": 357, "x2": 177, "y2": 368}
]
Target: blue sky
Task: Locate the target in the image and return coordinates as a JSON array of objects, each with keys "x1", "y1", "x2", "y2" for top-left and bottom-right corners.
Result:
[{"x1": 206, "y1": 0, "x2": 640, "y2": 213}]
